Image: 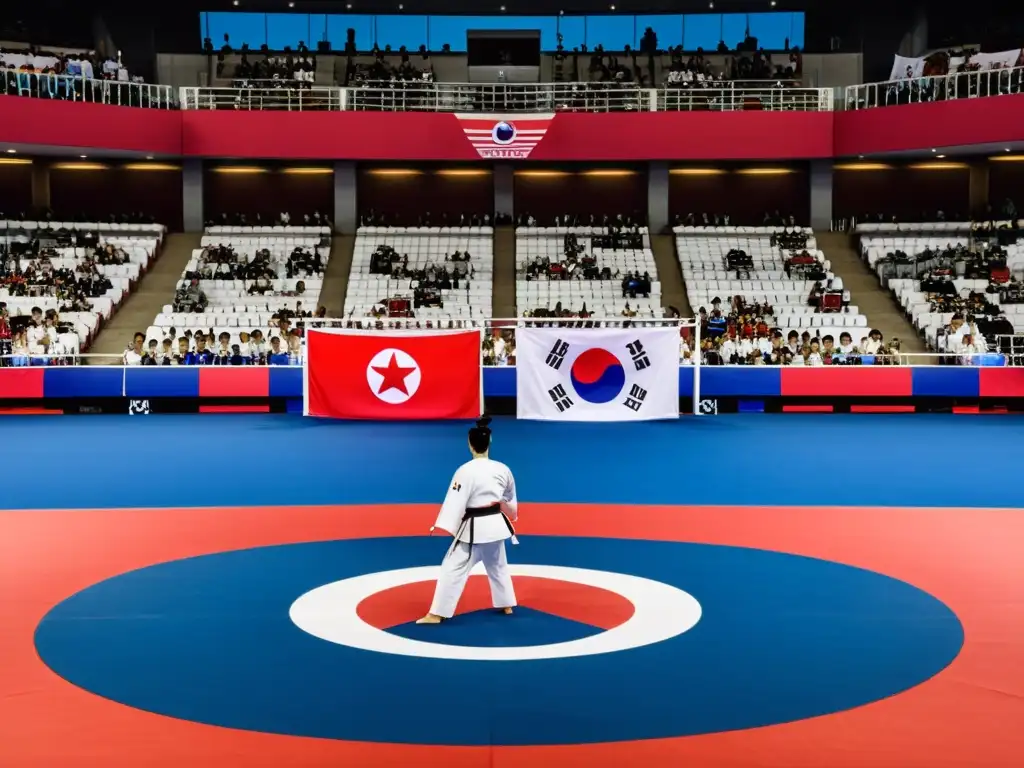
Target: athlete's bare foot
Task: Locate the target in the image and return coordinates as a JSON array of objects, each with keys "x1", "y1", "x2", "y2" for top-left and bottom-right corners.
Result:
[
  {"x1": 416, "y1": 614, "x2": 443, "y2": 624},
  {"x1": 502, "y1": 607, "x2": 513, "y2": 615}
]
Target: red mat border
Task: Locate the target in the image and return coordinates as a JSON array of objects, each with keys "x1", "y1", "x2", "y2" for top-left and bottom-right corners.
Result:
[{"x1": 1, "y1": 503, "x2": 1021, "y2": 768}]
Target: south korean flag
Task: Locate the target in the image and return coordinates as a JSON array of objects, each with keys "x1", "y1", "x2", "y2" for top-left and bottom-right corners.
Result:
[{"x1": 516, "y1": 326, "x2": 680, "y2": 422}]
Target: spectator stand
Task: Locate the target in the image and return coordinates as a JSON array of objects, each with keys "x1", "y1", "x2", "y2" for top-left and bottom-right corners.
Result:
[
  {"x1": 857, "y1": 220, "x2": 1024, "y2": 358},
  {"x1": 516, "y1": 223, "x2": 661, "y2": 320},
  {"x1": 144, "y1": 225, "x2": 330, "y2": 366},
  {"x1": 847, "y1": 62, "x2": 1024, "y2": 110},
  {"x1": 344, "y1": 226, "x2": 493, "y2": 328},
  {"x1": 675, "y1": 224, "x2": 885, "y2": 365},
  {"x1": 0, "y1": 219, "x2": 164, "y2": 361},
  {"x1": 0, "y1": 43, "x2": 174, "y2": 108}
]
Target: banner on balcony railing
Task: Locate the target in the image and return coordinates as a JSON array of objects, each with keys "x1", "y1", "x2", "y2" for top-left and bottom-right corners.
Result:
[
  {"x1": 304, "y1": 328, "x2": 483, "y2": 420},
  {"x1": 889, "y1": 47, "x2": 1024, "y2": 80},
  {"x1": 516, "y1": 326, "x2": 680, "y2": 422}
]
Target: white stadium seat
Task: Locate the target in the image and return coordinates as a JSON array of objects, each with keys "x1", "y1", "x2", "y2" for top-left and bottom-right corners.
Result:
[
  {"x1": 0, "y1": 219, "x2": 164, "y2": 352},
  {"x1": 516, "y1": 227, "x2": 662, "y2": 318},
  {"x1": 345, "y1": 226, "x2": 493, "y2": 325}
]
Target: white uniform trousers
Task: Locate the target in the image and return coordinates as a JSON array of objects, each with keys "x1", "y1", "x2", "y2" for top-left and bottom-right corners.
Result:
[{"x1": 429, "y1": 539, "x2": 517, "y2": 619}]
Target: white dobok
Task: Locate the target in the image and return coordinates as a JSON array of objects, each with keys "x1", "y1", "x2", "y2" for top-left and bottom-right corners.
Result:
[{"x1": 429, "y1": 457, "x2": 519, "y2": 619}]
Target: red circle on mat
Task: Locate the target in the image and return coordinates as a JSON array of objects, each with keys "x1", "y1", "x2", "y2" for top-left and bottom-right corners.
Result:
[
  {"x1": 1, "y1": 502, "x2": 1021, "y2": 768},
  {"x1": 357, "y1": 575, "x2": 636, "y2": 631}
]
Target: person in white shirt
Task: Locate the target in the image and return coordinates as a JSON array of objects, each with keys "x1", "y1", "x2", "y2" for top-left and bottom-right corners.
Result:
[
  {"x1": 123, "y1": 332, "x2": 145, "y2": 365},
  {"x1": 418, "y1": 417, "x2": 518, "y2": 625}
]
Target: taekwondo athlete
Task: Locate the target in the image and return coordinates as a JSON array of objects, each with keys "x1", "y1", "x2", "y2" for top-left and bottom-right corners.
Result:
[{"x1": 417, "y1": 416, "x2": 519, "y2": 625}]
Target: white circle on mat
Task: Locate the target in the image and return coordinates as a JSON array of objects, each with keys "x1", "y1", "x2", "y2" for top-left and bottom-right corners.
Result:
[{"x1": 289, "y1": 563, "x2": 702, "y2": 661}]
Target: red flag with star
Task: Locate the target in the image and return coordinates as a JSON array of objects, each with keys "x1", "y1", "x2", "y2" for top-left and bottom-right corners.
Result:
[{"x1": 304, "y1": 329, "x2": 483, "y2": 420}]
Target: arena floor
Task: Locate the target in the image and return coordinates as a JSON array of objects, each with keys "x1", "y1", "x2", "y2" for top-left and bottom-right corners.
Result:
[{"x1": 2, "y1": 414, "x2": 1022, "y2": 767}]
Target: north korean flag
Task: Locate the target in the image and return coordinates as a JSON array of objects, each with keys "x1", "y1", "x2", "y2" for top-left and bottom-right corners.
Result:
[{"x1": 305, "y1": 329, "x2": 483, "y2": 420}]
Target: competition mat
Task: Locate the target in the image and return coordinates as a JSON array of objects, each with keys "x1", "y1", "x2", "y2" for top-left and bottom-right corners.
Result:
[{"x1": 1, "y1": 414, "x2": 1022, "y2": 767}]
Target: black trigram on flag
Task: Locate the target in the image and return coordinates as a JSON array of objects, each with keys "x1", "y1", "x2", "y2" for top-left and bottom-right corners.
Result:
[
  {"x1": 623, "y1": 383, "x2": 647, "y2": 412},
  {"x1": 548, "y1": 383, "x2": 574, "y2": 412},
  {"x1": 545, "y1": 339, "x2": 570, "y2": 370},
  {"x1": 626, "y1": 339, "x2": 651, "y2": 371}
]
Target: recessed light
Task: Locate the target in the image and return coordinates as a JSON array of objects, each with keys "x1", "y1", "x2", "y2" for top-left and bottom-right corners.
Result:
[
  {"x1": 80, "y1": 155, "x2": 87, "y2": 159},
  {"x1": 931, "y1": 148, "x2": 937, "y2": 153},
  {"x1": 5, "y1": 149, "x2": 15, "y2": 154},
  {"x1": 1006, "y1": 147, "x2": 1012, "y2": 152},
  {"x1": 936, "y1": 154, "x2": 946, "y2": 159}
]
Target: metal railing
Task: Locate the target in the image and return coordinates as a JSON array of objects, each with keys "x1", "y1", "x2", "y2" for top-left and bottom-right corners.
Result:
[
  {"x1": 178, "y1": 82, "x2": 835, "y2": 112},
  {"x1": 846, "y1": 64, "x2": 1024, "y2": 109},
  {"x1": 179, "y1": 85, "x2": 344, "y2": 111},
  {"x1": 345, "y1": 81, "x2": 648, "y2": 112},
  {"x1": 658, "y1": 85, "x2": 832, "y2": 112},
  {"x1": 2, "y1": 71, "x2": 175, "y2": 108}
]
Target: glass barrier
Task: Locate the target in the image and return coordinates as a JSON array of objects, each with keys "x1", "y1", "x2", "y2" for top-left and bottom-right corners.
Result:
[
  {"x1": 845, "y1": 65, "x2": 1024, "y2": 109},
  {"x1": 1, "y1": 72, "x2": 176, "y2": 109}
]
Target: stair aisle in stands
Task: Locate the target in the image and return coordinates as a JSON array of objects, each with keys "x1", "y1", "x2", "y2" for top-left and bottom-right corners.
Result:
[
  {"x1": 650, "y1": 232, "x2": 690, "y2": 318},
  {"x1": 814, "y1": 231, "x2": 927, "y2": 356},
  {"x1": 88, "y1": 233, "x2": 203, "y2": 363},
  {"x1": 492, "y1": 224, "x2": 516, "y2": 319},
  {"x1": 317, "y1": 234, "x2": 355, "y2": 317}
]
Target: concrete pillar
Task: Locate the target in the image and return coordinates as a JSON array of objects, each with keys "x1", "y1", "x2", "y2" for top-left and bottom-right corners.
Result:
[
  {"x1": 968, "y1": 162, "x2": 990, "y2": 217},
  {"x1": 334, "y1": 161, "x2": 357, "y2": 233},
  {"x1": 31, "y1": 162, "x2": 50, "y2": 211},
  {"x1": 647, "y1": 161, "x2": 669, "y2": 233},
  {"x1": 494, "y1": 164, "x2": 513, "y2": 222},
  {"x1": 809, "y1": 160, "x2": 834, "y2": 230},
  {"x1": 181, "y1": 159, "x2": 204, "y2": 232}
]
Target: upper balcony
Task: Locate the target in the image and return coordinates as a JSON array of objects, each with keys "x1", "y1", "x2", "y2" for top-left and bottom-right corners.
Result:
[{"x1": 178, "y1": 80, "x2": 834, "y2": 113}]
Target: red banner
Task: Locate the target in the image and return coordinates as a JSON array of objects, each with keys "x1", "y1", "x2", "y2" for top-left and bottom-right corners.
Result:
[
  {"x1": 305, "y1": 329, "x2": 483, "y2": 420},
  {"x1": 1, "y1": 94, "x2": 1023, "y2": 159}
]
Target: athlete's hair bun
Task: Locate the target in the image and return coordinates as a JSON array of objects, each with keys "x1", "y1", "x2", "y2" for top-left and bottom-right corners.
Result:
[{"x1": 475, "y1": 415, "x2": 492, "y2": 430}]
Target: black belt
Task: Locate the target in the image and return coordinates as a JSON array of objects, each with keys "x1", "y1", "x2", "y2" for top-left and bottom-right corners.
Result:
[{"x1": 450, "y1": 503, "x2": 515, "y2": 557}]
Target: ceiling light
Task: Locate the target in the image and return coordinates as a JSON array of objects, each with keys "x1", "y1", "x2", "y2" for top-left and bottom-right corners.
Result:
[
  {"x1": 288, "y1": 1, "x2": 295, "y2": 6},
  {"x1": 145, "y1": 155, "x2": 154, "y2": 160},
  {"x1": 931, "y1": 148, "x2": 937, "y2": 153},
  {"x1": 80, "y1": 154, "x2": 87, "y2": 159},
  {"x1": 936, "y1": 154, "x2": 946, "y2": 159},
  {"x1": 5, "y1": 149, "x2": 15, "y2": 154}
]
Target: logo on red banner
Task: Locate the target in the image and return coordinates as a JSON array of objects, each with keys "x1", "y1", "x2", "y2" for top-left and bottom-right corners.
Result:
[
  {"x1": 305, "y1": 329, "x2": 483, "y2": 420},
  {"x1": 456, "y1": 115, "x2": 552, "y2": 159}
]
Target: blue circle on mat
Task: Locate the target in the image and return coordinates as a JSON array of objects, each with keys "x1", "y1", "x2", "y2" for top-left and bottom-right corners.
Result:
[
  {"x1": 33, "y1": 536, "x2": 963, "y2": 746},
  {"x1": 569, "y1": 348, "x2": 626, "y2": 403}
]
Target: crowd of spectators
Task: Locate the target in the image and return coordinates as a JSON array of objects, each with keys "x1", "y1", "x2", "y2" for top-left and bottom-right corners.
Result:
[
  {"x1": 359, "y1": 211, "x2": 491, "y2": 228},
  {"x1": 0, "y1": 45, "x2": 161, "y2": 107},
  {"x1": 366, "y1": 243, "x2": 475, "y2": 315},
  {"x1": 123, "y1": 324, "x2": 307, "y2": 367},
  {"x1": 0, "y1": 303, "x2": 80, "y2": 365},
  {"x1": 204, "y1": 211, "x2": 331, "y2": 229},
  {"x1": 174, "y1": 242, "x2": 323, "y2": 312},
  {"x1": 684, "y1": 295, "x2": 901, "y2": 365}
]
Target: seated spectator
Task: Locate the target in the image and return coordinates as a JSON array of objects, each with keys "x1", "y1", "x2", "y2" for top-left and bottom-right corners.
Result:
[{"x1": 123, "y1": 332, "x2": 146, "y2": 365}]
